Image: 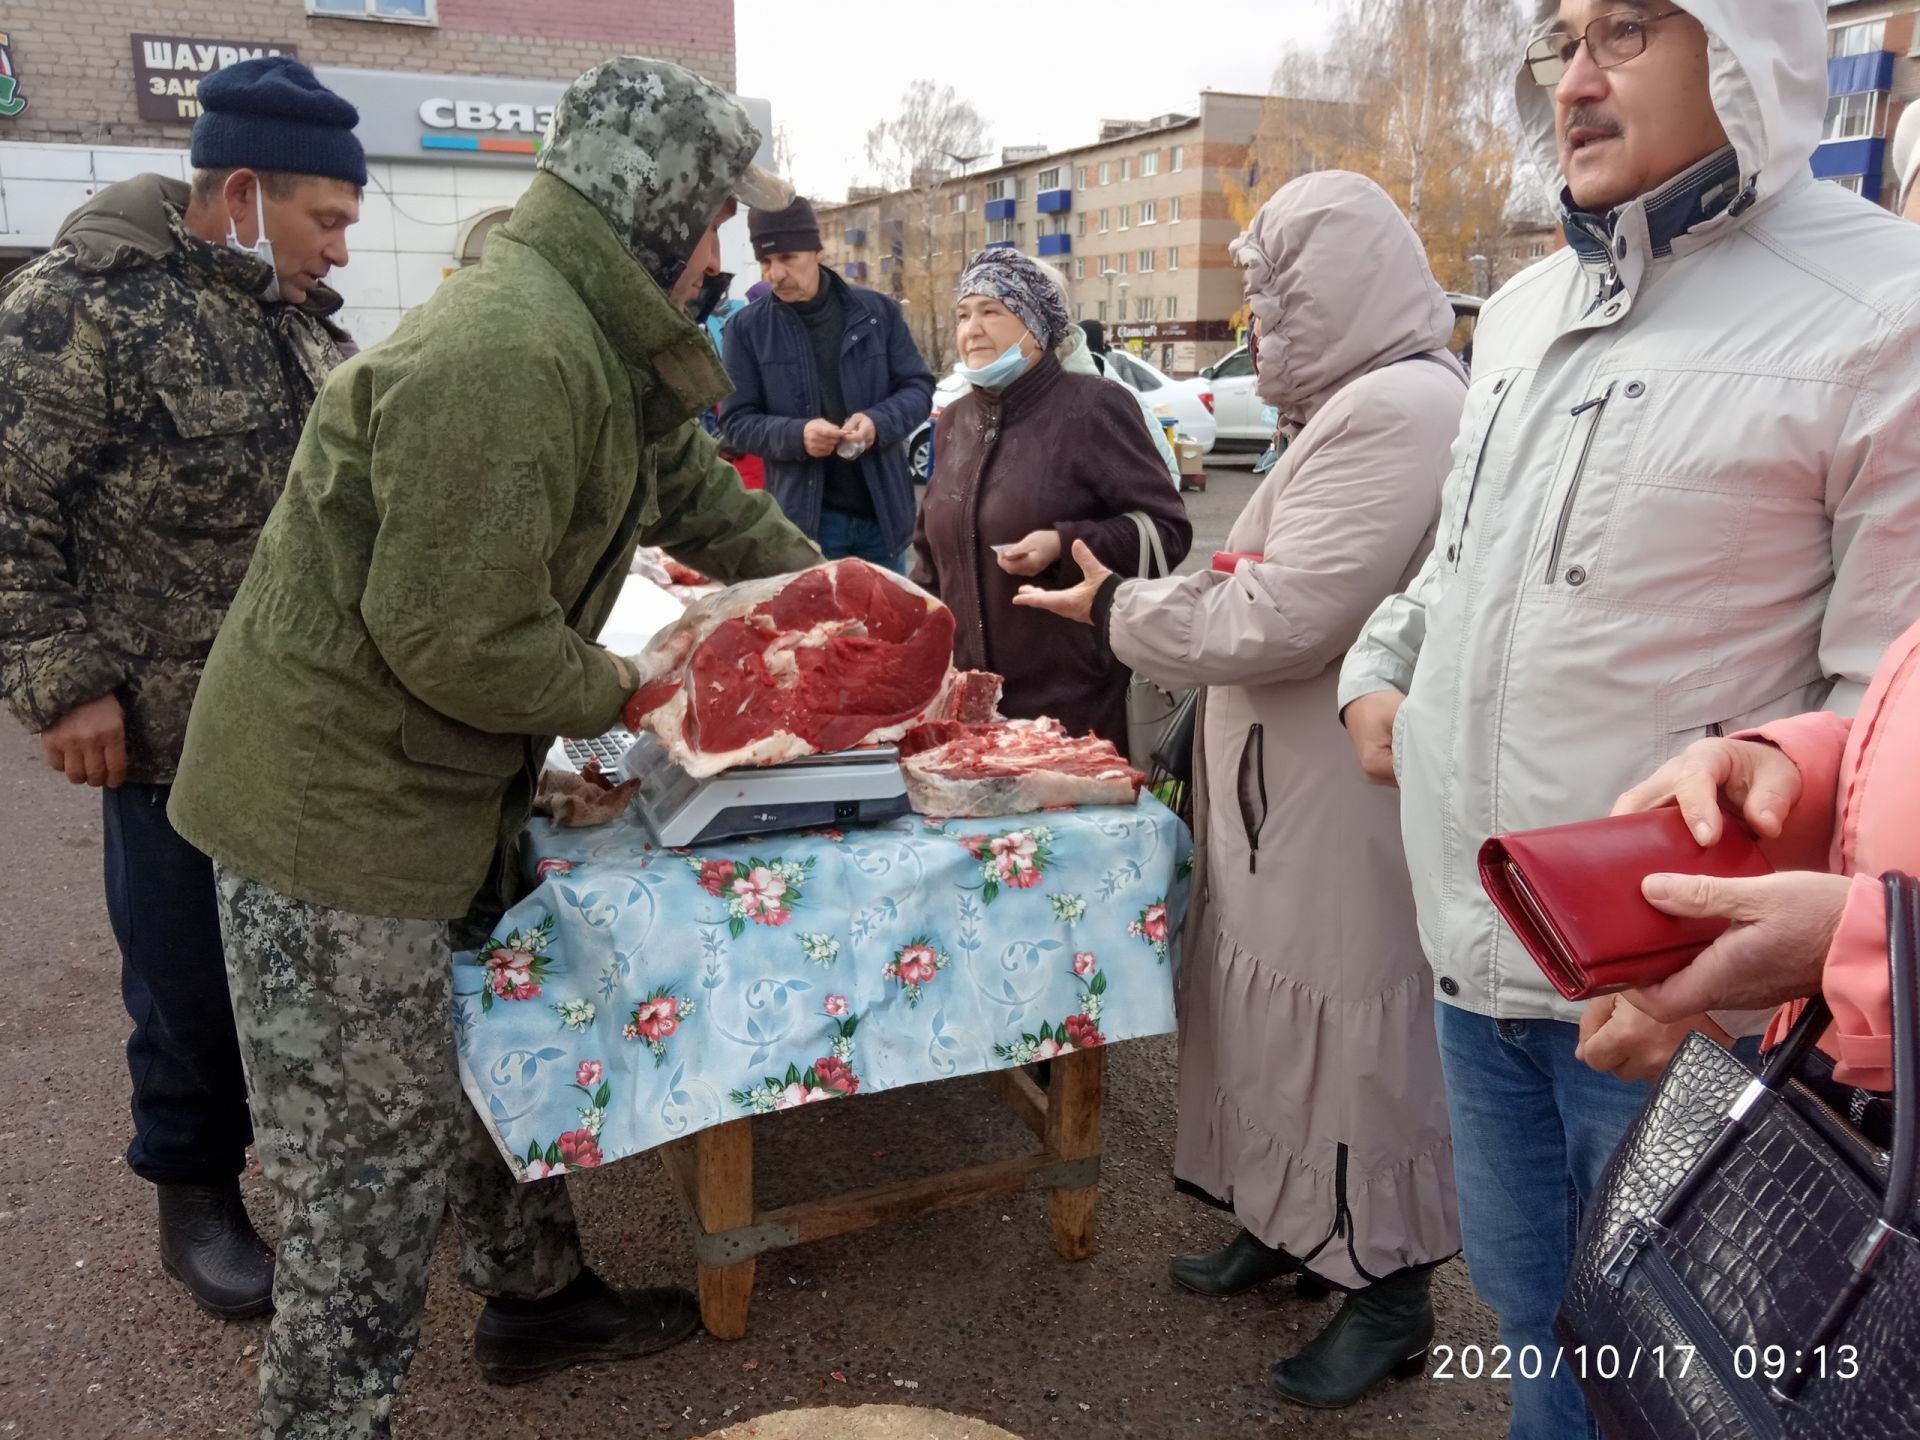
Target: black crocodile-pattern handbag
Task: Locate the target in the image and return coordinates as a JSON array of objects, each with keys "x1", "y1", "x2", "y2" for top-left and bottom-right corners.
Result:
[{"x1": 1554, "y1": 872, "x2": 1920, "y2": 1440}]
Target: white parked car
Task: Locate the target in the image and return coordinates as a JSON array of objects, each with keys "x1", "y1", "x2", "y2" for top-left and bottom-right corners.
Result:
[{"x1": 909, "y1": 350, "x2": 1215, "y2": 483}]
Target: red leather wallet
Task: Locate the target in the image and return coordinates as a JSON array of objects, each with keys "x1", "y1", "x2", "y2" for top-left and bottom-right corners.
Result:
[
  {"x1": 1478, "y1": 806, "x2": 1774, "y2": 1001},
  {"x1": 1213, "y1": 550, "x2": 1263, "y2": 572}
]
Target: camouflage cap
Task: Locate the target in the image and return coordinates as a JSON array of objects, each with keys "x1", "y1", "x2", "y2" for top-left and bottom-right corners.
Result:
[{"x1": 537, "y1": 57, "x2": 792, "y2": 293}]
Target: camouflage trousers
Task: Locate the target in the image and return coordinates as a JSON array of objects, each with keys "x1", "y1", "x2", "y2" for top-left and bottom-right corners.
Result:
[{"x1": 214, "y1": 868, "x2": 583, "y2": 1440}]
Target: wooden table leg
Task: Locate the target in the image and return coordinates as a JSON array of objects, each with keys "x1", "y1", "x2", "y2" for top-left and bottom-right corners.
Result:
[
  {"x1": 1045, "y1": 1046, "x2": 1105, "y2": 1260},
  {"x1": 694, "y1": 1117, "x2": 755, "y2": 1339}
]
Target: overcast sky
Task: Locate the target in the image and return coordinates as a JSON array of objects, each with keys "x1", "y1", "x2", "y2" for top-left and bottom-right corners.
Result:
[{"x1": 735, "y1": 0, "x2": 1337, "y2": 202}]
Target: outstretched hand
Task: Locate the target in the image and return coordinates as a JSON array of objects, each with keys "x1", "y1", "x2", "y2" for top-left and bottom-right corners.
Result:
[{"x1": 1011, "y1": 538, "x2": 1113, "y2": 626}]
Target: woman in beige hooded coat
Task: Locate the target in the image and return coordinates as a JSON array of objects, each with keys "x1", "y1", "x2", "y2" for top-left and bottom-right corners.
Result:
[{"x1": 1016, "y1": 171, "x2": 1464, "y2": 1408}]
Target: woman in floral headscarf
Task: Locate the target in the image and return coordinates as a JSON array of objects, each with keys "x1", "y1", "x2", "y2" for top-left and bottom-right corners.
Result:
[{"x1": 909, "y1": 248, "x2": 1190, "y2": 748}]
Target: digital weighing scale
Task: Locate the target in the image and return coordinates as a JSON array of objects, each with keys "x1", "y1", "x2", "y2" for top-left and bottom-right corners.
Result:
[{"x1": 554, "y1": 729, "x2": 912, "y2": 848}]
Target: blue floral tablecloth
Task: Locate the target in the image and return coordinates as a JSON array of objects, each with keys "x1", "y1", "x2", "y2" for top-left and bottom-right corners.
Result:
[{"x1": 454, "y1": 801, "x2": 1192, "y2": 1180}]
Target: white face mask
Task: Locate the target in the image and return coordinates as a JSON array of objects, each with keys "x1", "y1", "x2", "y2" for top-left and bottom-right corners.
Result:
[{"x1": 226, "y1": 185, "x2": 281, "y2": 302}]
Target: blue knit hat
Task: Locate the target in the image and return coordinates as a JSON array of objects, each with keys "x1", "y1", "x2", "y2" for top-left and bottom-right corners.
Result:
[{"x1": 191, "y1": 57, "x2": 366, "y2": 187}]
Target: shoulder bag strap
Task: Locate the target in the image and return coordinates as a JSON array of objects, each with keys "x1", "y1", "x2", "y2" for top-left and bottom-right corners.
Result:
[{"x1": 1126, "y1": 510, "x2": 1169, "y2": 581}]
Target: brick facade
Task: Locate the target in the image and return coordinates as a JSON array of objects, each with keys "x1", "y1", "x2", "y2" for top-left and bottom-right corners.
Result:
[{"x1": 0, "y1": 0, "x2": 735, "y2": 149}]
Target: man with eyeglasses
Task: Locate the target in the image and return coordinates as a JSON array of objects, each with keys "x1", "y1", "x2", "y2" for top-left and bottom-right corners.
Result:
[{"x1": 1338, "y1": 3, "x2": 1920, "y2": 1435}]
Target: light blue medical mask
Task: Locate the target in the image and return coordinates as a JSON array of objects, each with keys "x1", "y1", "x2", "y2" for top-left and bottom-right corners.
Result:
[
  {"x1": 226, "y1": 185, "x2": 281, "y2": 303},
  {"x1": 957, "y1": 340, "x2": 1032, "y2": 390}
]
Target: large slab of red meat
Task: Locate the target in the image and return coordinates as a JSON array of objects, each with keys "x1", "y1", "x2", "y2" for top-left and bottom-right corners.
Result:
[
  {"x1": 898, "y1": 717, "x2": 1146, "y2": 818},
  {"x1": 622, "y1": 559, "x2": 988, "y2": 778}
]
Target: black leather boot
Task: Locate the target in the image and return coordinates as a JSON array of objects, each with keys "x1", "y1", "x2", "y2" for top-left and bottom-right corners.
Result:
[
  {"x1": 1268, "y1": 1265, "x2": 1435, "y2": 1409},
  {"x1": 156, "y1": 1181, "x2": 275, "y2": 1320},
  {"x1": 473, "y1": 1269, "x2": 701, "y2": 1385},
  {"x1": 1168, "y1": 1227, "x2": 1332, "y2": 1300}
]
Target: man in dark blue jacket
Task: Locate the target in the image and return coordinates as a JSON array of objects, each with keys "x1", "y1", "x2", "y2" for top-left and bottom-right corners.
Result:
[{"x1": 721, "y1": 198, "x2": 933, "y2": 569}]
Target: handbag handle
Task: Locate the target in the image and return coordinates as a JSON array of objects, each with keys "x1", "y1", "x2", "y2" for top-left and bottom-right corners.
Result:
[{"x1": 1127, "y1": 511, "x2": 1169, "y2": 582}]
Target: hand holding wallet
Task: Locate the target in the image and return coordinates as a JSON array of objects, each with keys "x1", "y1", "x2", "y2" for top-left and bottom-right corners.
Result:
[{"x1": 1479, "y1": 805, "x2": 1775, "y2": 1001}]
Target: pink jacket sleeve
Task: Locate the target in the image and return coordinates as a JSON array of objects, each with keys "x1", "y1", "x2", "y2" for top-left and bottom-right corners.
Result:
[
  {"x1": 1821, "y1": 874, "x2": 1895, "y2": 1091},
  {"x1": 1742, "y1": 711, "x2": 1852, "y2": 873},
  {"x1": 1749, "y1": 711, "x2": 1892, "y2": 1090}
]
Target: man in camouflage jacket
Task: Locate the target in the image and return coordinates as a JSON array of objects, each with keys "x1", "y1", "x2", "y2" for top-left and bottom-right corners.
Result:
[
  {"x1": 0, "y1": 56, "x2": 364, "y2": 1322},
  {"x1": 168, "y1": 58, "x2": 813, "y2": 1438}
]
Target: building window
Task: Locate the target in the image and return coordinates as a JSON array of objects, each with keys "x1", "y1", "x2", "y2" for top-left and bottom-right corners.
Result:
[
  {"x1": 1016, "y1": 222, "x2": 1026, "y2": 245},
  {"x1": 1828, "y1": 20, "x2": 1887, "y2": 57},
  {"x1": 1167, "y1": 246, "x2": 1180, "y2": 271},
  {"x1": 1119, "y1": 206, "x2": 1130, "y2": 229},
  {"x1": 1138, "y1": 248, "x2": 1155, "y2": 272},
  {"x1": 1528, "y1": 240, "x2": 1547, "y2": 258},
  {"x1": 1099, "y1": 208, "x2": 1110, "y2": 233},
  {"x1": 308, "y1": 0, "x2": 435, "y2": 18},
  {"x1": 1119, "y1": 253, "x2": 1129, "y2": 274},
  {"x1": 1099, "y1": 162, "x2": 1111, "y2": 185},
  {"x1": 985, "y1": 178, "x2": 1013, "y2": 202},
  {"x1": 1163, "y1": 296, "x2": 1178, "y2": 319},
  {"x1": 1139, "y1": 199, "x2": 1157, "y2": 224},
  {"x1": 1170, "y1": 145, "x2": 1185, "y2": 172},
  {"x1": 1075, "y1": 303, "x2": 1085, "y2": 322},
  {"x1": 1098, "y1": 300, "x2": 1109, "y2": 321},
  {"x1": 1075, "y1": 257, "x2": 1087, "y2": 279},
  {"x1": 986, "y1": 218, "x2": 1015, "y2": 243},
  {"x1": 1048, "y1": 215, "x2": 1070, "y2": 235},
  {"x1": 1162, "y1": 343, "x2": 1176, "y2": 371},
  {"x1": 1075, "y1": 166, "x2": 1088, "y2": 189},
  {"x1": 1120, "y1": 157, "x2": 1132, "y2": 181},
  {"x1": 1169, "y1": 196, "x2": 1182, "y2": 222},
  {"x1": 1015, "y1": 178, "x2": 1026, "y2": 200},
  {"x1": 1038, "y1": 166, "x2": 1062, "y2": 190},
  {"x1": 1076, "y1": 212, "x2": 1087, "y2": 237},
  {"x1": 1826, "y1": 174, "x2": 1868, "y2": 194},
  {"x1": 1140, "y1": 150, "x2": 1159, "y2": 177},
  {"x1": 951, "y1": 192, "x2": 970, "y2": 213},
  {"x1": 1136, "y1": 297, "x2": 1154, "y2": 321},
  {"x1": 1825, "y1": 89, "x2": 1888, "y2": 142}
]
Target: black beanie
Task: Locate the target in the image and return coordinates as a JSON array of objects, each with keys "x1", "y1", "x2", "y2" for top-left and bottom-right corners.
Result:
[
  {"x1": 191, "y1": 56, "x2": 367, "y2": 187},
  {"x1": 749, "y1": 197, "x2": 823, "y2": 258}
]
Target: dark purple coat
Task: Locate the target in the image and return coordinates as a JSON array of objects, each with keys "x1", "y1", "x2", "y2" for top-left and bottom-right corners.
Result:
[{"x1": 911, "y1": 352, "x2": 1191, "y2": 748}]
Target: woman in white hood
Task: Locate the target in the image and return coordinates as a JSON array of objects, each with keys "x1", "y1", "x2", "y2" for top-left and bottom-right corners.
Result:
[{"x1": 1018, "y1": 170, "x2": 1467, "y2": 1409}]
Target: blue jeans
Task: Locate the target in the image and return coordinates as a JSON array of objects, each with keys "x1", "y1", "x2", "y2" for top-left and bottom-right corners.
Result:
[
  {"x1": 103, "y1": 784, "x2": 253, "y2": 1184},
  {"x1": 1434, "y1": 1005, "x2": 1651, "y2": 1440},
  {"x1": 817, "y1": 506, "x2": 906, "y2": 573}
]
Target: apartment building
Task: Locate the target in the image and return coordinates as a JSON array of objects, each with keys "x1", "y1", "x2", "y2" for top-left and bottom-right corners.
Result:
[
  {"x1": 1816, "y1": 1, "x2": 1920, "y2": 202},
  {"x1": 819, "y1": 91, "x2": 1268, "y2": 378}
]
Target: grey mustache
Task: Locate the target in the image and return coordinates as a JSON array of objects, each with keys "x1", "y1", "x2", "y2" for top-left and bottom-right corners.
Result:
[{"x1": 1565, "y1": 106, "x2": 1622, "y2": 141}]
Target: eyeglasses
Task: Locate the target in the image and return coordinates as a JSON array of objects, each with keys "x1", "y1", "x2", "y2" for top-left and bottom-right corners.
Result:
[{"x1": 1526, "y1": 9, "x2": 1685, "y2": 87}]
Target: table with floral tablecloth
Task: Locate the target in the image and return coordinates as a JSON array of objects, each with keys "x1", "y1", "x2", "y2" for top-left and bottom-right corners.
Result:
[{"x1": 453, "y1": 799, "x2": 1192, "y2": 1180}]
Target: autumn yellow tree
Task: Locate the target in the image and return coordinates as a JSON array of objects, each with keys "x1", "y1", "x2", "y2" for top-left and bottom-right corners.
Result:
[{"x1": 1232, "y1": 0, "x2": 1525, "y2": 296}]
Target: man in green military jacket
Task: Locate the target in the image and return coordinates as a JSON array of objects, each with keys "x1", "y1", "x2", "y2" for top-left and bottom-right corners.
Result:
[{"x1": 168, "y1": 58, "x2": 817, "y2": 1438}]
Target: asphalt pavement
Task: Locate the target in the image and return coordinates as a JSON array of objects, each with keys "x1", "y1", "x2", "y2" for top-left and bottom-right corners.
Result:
[{"x1": 0, "y1": 458, "x2": 1514, "y2": 1440}]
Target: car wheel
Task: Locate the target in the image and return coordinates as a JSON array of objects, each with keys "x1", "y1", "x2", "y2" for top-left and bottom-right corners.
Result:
[{"x1": 910, "y1": 433, "x2": 932, "y2": 484}]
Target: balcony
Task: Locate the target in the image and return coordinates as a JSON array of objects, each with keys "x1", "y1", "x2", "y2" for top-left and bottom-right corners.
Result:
[
  {"x1": 844, "y1": 228, "x2": 867, "y2": 246},
  {"x1": 1828, "y1": 49, "x2": 1895, "y2": 97},
  {"x1": 983, "y1": 239, "x2": 1017, "y2": 251},
  {"x1": 846, "y1": 261, "x2": 869, "y2": 281},
  {"x1": 1037, "y1": 233, "x2": 1072, "y2": 257},
  {"x1": 1037, "y1": 189, "x2": 1072, "y2": 214},
  {"x1": 984, "y1": 198, "x2": 1017, "y2": 221},
  {"x1": 1811, "y1": 138, "x2": 1886, "y2": 201}
]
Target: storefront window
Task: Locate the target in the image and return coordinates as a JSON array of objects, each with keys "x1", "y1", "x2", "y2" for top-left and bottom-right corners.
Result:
[{"x1": 309, "y1": 0, "x2": 436, "y2": 19}]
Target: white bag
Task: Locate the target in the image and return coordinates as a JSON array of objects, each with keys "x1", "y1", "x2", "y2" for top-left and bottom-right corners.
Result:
[{"x1": 1124, "y1": 511, "x2": 1184, "y2": 771}]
